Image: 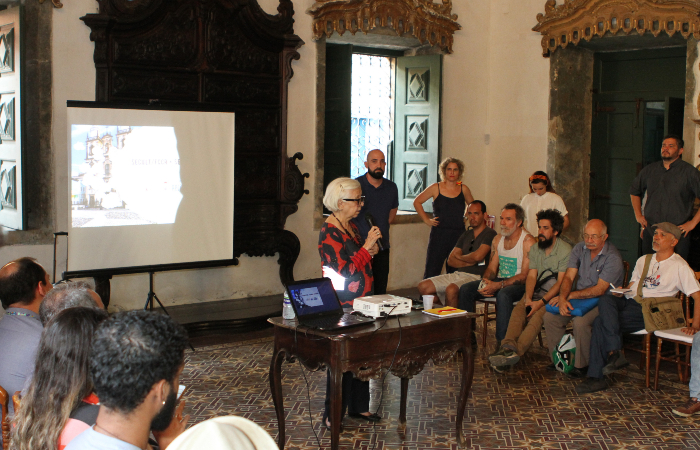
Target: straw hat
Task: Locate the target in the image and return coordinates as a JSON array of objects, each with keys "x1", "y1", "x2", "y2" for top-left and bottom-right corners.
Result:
[{"x1": 166, "y1": 416, "x2": 277, "y2": 450}]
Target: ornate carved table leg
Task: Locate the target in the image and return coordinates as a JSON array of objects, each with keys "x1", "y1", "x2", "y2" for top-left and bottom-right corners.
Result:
[
  {"x1": 329, "y1": 364, "x2": 343, "y2": 450},
  {"x1": 456, "y1": 328, "x2": 475, "y2": 448},
  {"x1": 398, "y1": 377, "x2": 409, "y2": 431},
  {"x1": 269, "y1": 344, "x2": 287, "y2": 450}
]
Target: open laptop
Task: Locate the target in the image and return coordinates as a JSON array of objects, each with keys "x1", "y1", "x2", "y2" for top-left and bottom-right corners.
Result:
[{"x1": 285, "y1": 278, "x2": 375, "y2": 331}]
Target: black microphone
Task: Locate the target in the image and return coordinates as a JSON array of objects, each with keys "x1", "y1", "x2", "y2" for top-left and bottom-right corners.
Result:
[{"x1": 365, "y1": 212, "x2": 385, "y2": 251}]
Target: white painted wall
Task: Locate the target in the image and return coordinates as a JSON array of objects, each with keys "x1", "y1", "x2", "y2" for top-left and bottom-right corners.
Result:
[{"x1": 0, "y1": 0, "x2": 551, "y2": 311}]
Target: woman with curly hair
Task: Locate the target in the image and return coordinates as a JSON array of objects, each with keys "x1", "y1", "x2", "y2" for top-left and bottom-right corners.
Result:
[
  {"x1": 11, "y1": 307, "x2": 108, "y2": 450},
  {"x1": 414, "y1": 157, "x2": 474, "y2": 279}
]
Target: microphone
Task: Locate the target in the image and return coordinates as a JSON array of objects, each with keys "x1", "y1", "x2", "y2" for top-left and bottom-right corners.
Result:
[{"x1": 365, "y1": 212, "x2": 385, "y2": 251}]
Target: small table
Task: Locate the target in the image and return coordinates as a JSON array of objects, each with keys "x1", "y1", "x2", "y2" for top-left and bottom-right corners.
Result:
[{"x1": 268, "y1": 311, "x2": 477, "y2": 450}]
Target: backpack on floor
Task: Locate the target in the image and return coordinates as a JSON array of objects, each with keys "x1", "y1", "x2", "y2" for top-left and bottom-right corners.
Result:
[{"x1": 553, "y1": 333, "x2": 576, "y2": 374}]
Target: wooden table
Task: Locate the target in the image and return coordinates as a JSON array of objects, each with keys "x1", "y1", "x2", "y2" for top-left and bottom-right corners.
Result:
[{"x1": 268, "y1": 311, "x2": 477, "y2": 450}]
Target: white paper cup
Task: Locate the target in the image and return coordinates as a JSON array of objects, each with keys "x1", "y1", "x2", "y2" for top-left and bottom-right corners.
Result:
[{"x1": 422, "y1": 295, "x2": 434, "y2": 310}]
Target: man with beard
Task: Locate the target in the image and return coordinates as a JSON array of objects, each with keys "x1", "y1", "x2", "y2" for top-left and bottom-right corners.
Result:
[
  {"x1": 630, "y1": 134, "x2": 700, "y2": 260},
  {"x1": 489, "y1": 209, "x2": 571, "y2": 371},
  {"x1": 543, "y1": 219, "x2": 624, "y2": 378},
  {"x1": 351, "y1": 149, "x2": 399, "y2": 294},
  {"x1": 577, "y1": 223, "x2": 700, "y2": 394},
  {"x1": 417, "y1": 201, "x2": 497, "y2": 307},
  {"x1": 458, "y1": 203, "x2": 536, "y2": 348},
  {"x1": 66, "y1": 311, "x2": 190, "y2": 450}
]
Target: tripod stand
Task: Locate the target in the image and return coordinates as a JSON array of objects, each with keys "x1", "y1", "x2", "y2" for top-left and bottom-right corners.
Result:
[{"x1": 144, "y1": 271, "x2": 195, "y2": 352}]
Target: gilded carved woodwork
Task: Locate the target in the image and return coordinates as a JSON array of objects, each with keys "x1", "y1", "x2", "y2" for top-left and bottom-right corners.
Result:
[
  {"x1": 533, "y1": 0, "x2": 700, "y2": 57},
  {"x1": 308, "y1": 0, "x2": 461, "y2": 53}
]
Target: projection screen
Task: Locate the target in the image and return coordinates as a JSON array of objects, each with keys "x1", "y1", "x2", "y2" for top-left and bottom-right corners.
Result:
[{"x1": 66, "y1": 105, "x2": 235, "y2": 272}]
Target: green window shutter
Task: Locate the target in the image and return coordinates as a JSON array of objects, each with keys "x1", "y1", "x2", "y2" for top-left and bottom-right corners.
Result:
[
  {"x1": 0, "y1": 6, "x2": 22, "y2": 229},
  {"x1": 394, "y1": 54, "x2": 441, "y2": 212},
  {"x1": 323, "y1": 44, "x2": 353, "y2": 194}
]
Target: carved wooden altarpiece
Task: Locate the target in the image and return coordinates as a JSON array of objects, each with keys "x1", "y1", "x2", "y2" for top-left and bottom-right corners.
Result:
[
  {"x1": 308, "y1": 0, "x2": 461, "y2": 53},
  {"x1": 81, "y1": 0, "x2": 306, "y2": 286},
  {"x1": 533, "y1": 0, "x2": 700, "y2": 57}
]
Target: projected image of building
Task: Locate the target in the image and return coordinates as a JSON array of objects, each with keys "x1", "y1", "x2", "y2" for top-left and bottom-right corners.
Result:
[
  {"x1": 72, "y1": 126, "x2": 131, "y2": 209},
  {"x1": 71, "y1": 124, "x2": 183, "y2": 228}
]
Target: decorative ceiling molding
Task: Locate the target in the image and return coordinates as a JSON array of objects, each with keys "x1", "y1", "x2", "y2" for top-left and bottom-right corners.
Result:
[
  {"x1": 533, "y1": 0, "x2": 700, "y2": 57},
  {"x1": 308, "y1": 0, "x2": 461, "y2": 53}
]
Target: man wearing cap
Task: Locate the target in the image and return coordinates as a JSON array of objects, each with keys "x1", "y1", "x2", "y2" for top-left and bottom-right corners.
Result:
[
  {"x1": 576, "y1": 222, "x2": 700, "y2": 394},
  {"x1": 630, "y1": 134, "x2": 700, "y2": 261}
]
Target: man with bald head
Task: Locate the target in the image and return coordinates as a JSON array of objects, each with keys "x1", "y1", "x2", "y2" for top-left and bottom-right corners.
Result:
[
  {"x1": 543, "y1": 220, "x2": 624, "y2": 378},
  {"x1": 351, "y1": 149, "x2": 399, "y2": 294},
  {"x1": 0, "y1": 257, "x2": 53, "y2": 410}
]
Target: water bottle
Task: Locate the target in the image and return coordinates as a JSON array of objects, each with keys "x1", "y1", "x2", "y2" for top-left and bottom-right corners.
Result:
[{"x1": 282, "y1": 292, "x2": 295, "y2": 320}]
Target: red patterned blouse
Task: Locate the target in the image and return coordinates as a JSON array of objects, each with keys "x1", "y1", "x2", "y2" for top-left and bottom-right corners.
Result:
[{"x1": 318, "y1": 222, "x2": 374, "y2": 306}]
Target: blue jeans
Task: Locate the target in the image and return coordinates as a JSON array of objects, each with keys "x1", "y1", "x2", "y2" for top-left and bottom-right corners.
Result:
[
  {"x1": 588, "y1": 294, "x2": 645, "y2": 379},
  {"x1": 458, "y1": 278, "x2": 526, "y2": 342},
  {"x1": 690, "y1": 332, "x2": 700, "y2": 398}
]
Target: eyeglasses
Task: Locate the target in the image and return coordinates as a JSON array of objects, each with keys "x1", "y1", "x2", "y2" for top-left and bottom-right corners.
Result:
[
  {"x1": 343, "y1": 196, "x2": 365, "y2": 204},
  {"x1": 582, "y1": 233, "x2": 603, "y2": 240},
  {"x1": 468, "y1": 239, "x2": 475, "y2": 253}
]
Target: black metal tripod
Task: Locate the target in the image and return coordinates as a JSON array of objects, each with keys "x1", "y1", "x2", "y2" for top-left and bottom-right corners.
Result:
[{"x1": 144, "y1": 271, "x2": 195, "y2": 352}]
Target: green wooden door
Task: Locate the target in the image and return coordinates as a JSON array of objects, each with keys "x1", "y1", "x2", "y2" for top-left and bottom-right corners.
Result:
[
  {"x1": 590, "y1": 100, "x2": 643, "y2": 265},
  {"x1": 394, "y1": 54, "x2": 441, "y2": 212},
  {"x1": 323, "y1": 44, "x2": 352, "y2": 193},
  {"x1": 589, "y1": 48, "x2": 686, "y2": 265}
]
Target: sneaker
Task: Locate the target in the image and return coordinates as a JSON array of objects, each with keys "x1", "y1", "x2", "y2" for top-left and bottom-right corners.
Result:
[
  {"x1": 566, "y1": 366, "x2": 588, "y2": 379},
  {"x1": 489, "y1": 348, "x2": 520, "y2": 367},
  {"x1": 575, "y1": 377, "x2": 608, "y2": 394},
  {"x1": 672, "y1": 398, "x2": 700, "y2": 417},
  {"x1": 602, "y1": 351, "x2": 630, "y2": 375},
  {"x1": 490, "y1": 363, "x2": 510, "y2": 374}
]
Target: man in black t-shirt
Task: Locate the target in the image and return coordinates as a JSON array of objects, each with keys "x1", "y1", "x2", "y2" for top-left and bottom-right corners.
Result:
[{"x1": 417, "y1": 201, "x2": 497, "y2": 307}]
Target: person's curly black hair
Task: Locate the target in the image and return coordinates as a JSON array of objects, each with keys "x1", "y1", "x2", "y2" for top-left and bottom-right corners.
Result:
[
  {"x1": 536, "y1": 209, "x2": 565, "y2": 236},
  {"x1": 90, "y1": 310, "x2": 188, "y2": 414}
]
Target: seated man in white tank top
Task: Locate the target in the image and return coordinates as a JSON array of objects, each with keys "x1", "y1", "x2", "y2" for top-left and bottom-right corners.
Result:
[{"x1": 458, "y1": 203, "x2": 536, "y2": 362}]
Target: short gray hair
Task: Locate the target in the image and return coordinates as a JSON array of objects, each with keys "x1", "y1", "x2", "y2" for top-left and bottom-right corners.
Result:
[
  {"x1": 503, "y1": 203, "x2": 526, "y2": 228},
  {"x1": 323, "y1": 177, "x2": 361, "y2": 212},
  {"x1": 39, "y1": 281, "x2": 101, "y2": 325}
]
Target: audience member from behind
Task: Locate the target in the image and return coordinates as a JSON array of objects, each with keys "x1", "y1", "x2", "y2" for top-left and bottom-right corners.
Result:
[
  {"x1": 166, "y1": 416, "x2": 277, "y2": 450},
  {"x1": 39, "y1": 281, "x2": 104, "y2": 325},
  {"x1": 543, "y1": 219, "x2": 624, "y2": 378},
  {"x1": 11, "y1": 307, "x2": 109, "y2": 450},
  {"x1": 414, "y1": 157, "x2": 475, "y2": 279},
  {"x1": 520, "y1": 171, "x2": 570, "y2": 236},
  {"x1": 0, "y1": 258, "x2": 53, "y2": 412},
  {"x1": 65, "y1": 311, "x2": 190, "y2": 450},
  {"x1": 417, "y1": 201, "x2": 497, "y2": 307}
]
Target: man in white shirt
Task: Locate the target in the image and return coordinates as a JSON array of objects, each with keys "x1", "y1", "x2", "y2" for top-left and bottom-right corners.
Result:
[{"x1": 577, "y1": 222, "x2": 700, "y2": 394}]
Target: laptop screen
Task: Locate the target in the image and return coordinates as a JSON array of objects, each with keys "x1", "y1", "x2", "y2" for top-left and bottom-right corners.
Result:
[{"x1": 286, "y1": 278, "x2": 341, "y2": 317}]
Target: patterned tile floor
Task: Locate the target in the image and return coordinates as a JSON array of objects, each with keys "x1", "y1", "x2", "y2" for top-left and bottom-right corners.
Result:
[{"x1": 180, "y1": 328, "x2": 699, "y2": 450}]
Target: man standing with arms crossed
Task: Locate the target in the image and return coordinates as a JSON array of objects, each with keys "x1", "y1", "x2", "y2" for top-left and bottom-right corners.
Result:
[
  {"x1": 630, "y1": 134, "x2": 700, "y2": 260},
  {"x1": 352, "y1": 149, "x2": 399, "y2": 295}
]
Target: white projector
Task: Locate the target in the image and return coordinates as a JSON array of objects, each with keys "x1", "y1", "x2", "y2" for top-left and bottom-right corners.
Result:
[{"x1": 353, "y1": 295, "x2": 412, "y2": 318}]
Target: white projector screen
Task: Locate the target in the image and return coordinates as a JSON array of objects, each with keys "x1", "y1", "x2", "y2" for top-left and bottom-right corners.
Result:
[{"x1": 66, "y1": 106, "x2": 235, "y2": 272}]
